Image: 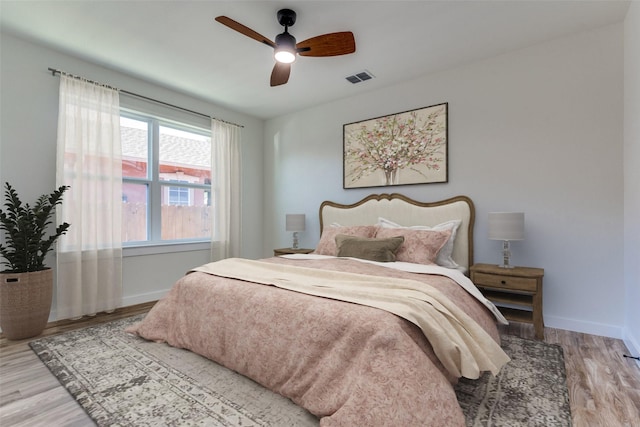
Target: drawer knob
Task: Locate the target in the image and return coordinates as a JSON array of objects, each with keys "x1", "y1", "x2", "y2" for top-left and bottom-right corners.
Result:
[{"x1": 501, "y1": 280, "x2": 506, "y2": 285}]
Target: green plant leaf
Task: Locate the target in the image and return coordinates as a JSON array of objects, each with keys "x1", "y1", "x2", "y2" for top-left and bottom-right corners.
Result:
[{"x1": 0, "y1": 183, "x2": 70, "y2": 273}]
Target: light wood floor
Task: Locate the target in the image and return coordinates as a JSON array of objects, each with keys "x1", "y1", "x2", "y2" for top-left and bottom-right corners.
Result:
[{"x1": 1, "y1": 303, "x2": 639, "y2": 427}]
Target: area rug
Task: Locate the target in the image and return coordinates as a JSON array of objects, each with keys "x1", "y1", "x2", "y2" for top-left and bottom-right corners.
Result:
[
  {"x1": 29, "y1": 315, "x2": 571, "y2": 427},
  {"x1": 455, "y1": 334, "x2": 572, "y2": 426}
]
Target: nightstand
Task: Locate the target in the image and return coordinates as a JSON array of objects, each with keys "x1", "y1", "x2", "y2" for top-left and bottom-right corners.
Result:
[
  {"x1": 273, "y1": 248, "x2": 314, "y2": 256},
  {"x1": 470, "y1": 263, "x2": 545, "y2": 339}
]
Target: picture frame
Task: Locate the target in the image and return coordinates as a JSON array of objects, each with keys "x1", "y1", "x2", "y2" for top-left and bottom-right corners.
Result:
[{"x1": 343, "y1": 102, "x2": 448, "y2": 189}]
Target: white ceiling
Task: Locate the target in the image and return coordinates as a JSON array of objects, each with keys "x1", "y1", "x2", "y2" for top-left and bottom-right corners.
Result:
[{"x1": 0, "y1": 1, "x2": 630, "y2": 119}]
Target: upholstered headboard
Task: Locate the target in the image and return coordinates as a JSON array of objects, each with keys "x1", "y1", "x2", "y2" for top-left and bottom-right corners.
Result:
[{"x1": 319, "y1": 193, "x2": 475, "y2": 271}]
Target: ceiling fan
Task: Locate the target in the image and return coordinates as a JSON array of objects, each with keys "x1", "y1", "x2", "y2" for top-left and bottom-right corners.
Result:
[{"x1": 215, "y1": 9, "x2": 356, "y2": 87}]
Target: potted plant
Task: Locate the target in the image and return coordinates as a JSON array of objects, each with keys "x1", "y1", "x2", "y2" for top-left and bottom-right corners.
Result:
[{"x1": 0, "y1": 183, "x2": 70, "y2": 340}]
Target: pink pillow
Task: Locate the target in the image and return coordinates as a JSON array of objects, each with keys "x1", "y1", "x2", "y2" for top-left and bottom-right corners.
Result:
[
  {"x1": 375, "y1": 227, "x2": 452, "y2": 265},
  {"x1": 314, "y1": 225, "x2": 378, "y2": 256}
]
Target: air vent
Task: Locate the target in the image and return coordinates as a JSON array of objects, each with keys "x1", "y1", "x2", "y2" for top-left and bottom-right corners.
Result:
[{"x1": 346, "y1": 70, "x2": 375, "y2": 84}]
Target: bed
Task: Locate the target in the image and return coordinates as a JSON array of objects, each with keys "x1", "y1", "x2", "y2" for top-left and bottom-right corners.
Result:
[{"x1": 127, "y1": 193, "x2": 509, "y2": 426}]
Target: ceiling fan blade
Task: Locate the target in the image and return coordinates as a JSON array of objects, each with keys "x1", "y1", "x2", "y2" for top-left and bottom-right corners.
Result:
[
  {"x1": 215, "y1": 16, "x2": 276, "y2": 48},
  {"x1": 296, "y1": 31, "x2": 356, "y2": 57},
  {"x1": 270, "y1": 62, "x2": 291, "y2": 87}
]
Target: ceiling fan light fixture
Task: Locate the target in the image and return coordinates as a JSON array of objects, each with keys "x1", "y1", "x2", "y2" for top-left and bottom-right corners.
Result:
[
  {"x1": 274, "y1": 48, "x2": 296, "y2": 63},
  {"x1": 274, "y1": 31, "x2": 297, "y2": 63}
]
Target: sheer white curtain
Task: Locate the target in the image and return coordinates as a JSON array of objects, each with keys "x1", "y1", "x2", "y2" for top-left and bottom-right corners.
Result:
[
  {"x1": 210, "y1": 119, "x2": 242, "y2": 260},
  {"x1": 55, "y1": 75, "x2": 123, "y2": 319}
]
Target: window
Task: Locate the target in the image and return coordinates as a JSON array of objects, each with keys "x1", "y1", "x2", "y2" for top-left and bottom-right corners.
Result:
[
  {"x1": 168, "y1": 185, "x2": 190, "y2": 206},
  {"x1": 121, "y1": 112, "x2": 212, "y2": 245}
]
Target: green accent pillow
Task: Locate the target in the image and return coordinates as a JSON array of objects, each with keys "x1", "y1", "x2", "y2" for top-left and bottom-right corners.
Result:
[{"x1": 335, "y1": 234, "x2": 405, "y2": 262}]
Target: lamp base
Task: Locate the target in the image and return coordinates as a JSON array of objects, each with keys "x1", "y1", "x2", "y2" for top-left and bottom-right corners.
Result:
[
  {"x1": 498, "y1": 240, "x2": 515, "y2": 268},
  {"x1": 291, "y1": 231, "x2": 299, "y2": 249}
]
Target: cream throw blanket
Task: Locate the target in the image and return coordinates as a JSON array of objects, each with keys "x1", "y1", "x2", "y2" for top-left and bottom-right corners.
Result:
[{"x1": 192, "y1": 258, "x2": 510, "y2": 379}]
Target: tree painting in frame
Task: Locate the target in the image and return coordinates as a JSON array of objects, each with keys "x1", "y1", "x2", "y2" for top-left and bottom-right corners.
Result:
[{"x1": 343, "y1": 102, "x2": 448, "y2": 189}]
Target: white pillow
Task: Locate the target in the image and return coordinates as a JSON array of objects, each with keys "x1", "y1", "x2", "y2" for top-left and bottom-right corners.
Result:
[{"x1": 377, "y1": 217, "x2": 462, "y2": 270}]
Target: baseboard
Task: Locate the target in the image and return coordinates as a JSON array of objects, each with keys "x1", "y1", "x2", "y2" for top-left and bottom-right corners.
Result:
[
  {"x1": 545, "y1": 315, "x2": 624, "y2": 339},
  {"x1": 623, "y1": 329, "x2": 640, "y2": 368},
  {"x1": 120, "y1": 289, "x2": 170, "y2": 307},
  {"x1": 48, "y1": 289, "x2": 170, "y2": 323}
]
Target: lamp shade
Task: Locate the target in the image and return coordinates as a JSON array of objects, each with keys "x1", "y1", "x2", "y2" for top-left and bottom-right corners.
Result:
[
  {"x1": 285, "y1": 214, "x2": 305, "y2": 232},
  {"x1": 488, "y1": 212, "x2": 524, "y2": 241}
]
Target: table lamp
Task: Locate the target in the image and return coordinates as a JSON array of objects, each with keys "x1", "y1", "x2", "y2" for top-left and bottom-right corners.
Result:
[
  {"x1": 285, "y1": 214, "x2": 305, "y2": 249},
  {"x1": 488, "y1": 212, "x2": 524, "y2": 268}
]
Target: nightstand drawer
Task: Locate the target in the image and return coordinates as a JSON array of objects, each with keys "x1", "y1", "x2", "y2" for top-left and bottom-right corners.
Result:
[{"x1": 472, "y1": 272, "x2": 537, "y2": 292}]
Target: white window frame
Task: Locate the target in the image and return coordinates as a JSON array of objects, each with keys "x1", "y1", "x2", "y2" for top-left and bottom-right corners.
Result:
[
  {"x1": 167, "y1": 183, "x2": 191, "y2": 206},
  {"x1": 121, "y1": 109, "x2": 211, "y2": 253}
]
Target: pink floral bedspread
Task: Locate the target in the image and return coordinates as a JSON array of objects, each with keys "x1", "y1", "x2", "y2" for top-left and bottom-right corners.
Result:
[{"x1": 127, "y1": 257, "x2": 501, "y2": 426}]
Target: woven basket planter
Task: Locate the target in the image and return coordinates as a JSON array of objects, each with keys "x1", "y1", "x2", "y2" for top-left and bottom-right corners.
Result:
[{"x1": 0, "y1": 269, "x2": 53, "y2": 340}]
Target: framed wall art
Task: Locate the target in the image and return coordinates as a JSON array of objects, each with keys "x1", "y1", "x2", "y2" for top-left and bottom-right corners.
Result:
[{"x1": 343, "y1": 102, "x2": 448, "y2": 189}]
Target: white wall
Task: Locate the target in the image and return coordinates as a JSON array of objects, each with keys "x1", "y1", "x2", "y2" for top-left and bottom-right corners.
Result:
[
  {"x1": 0, "y1": 33, "x2": 265, "y2": 317},
  {"x1": 265, "y1": 24, "x2": 626, "y2": 338},
  {"x1": 624, "y1": 2, "x2": 640, "y2": 359}
]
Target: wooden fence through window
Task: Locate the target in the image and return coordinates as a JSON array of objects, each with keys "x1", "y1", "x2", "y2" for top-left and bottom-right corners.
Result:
[{"x1": 122, "y1": 203, "x2": 211, "y2": 242}]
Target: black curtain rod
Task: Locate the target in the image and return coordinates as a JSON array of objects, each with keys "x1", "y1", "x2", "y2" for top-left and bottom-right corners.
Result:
[{"x1": 47, "y1": 67, "x2": 244, "y2": 128}]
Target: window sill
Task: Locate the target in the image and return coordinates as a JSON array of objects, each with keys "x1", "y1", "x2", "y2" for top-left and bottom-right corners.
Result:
[{"x1": 123, "y1": 241, "x2": 210, "y2": 257}]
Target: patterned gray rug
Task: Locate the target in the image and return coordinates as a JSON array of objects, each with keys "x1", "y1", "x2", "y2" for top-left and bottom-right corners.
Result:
[
  {"x1": 29, "y1": 315, "x2": 571, "y2": 427},
  {"x1": 456, "y1": 334, "x2": 572, "y2": 426}
]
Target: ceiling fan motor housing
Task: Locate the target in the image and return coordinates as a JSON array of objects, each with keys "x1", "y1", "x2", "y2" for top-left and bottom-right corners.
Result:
[{"x1": 275, "y1": 31, "x2": 296, "y2": 48}]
